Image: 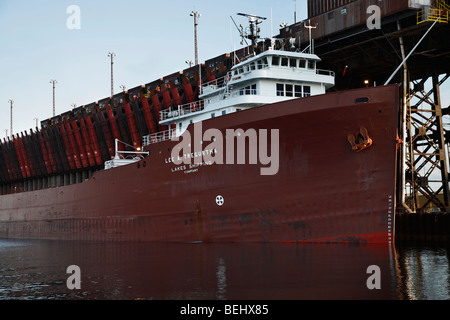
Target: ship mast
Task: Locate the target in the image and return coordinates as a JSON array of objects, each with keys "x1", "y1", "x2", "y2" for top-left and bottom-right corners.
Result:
[
  {"x1": 108, "y1": 52, "x2": 116, "y2": 97},
  {"x1": 50, "y1": 80, "x2": 57, "y2": 117},
  {"x1": 237, "y1": 12, "x2": 267, "y2": 52},
  {"x1": 304, "y1": 20, "x2": 317, "y2": 54},
  {"x1": 190, "y1": 11, "x2": 201, "y2": 65},
  {"x1": 8, "y1": 99, "x2": 13, "y2": 137}
]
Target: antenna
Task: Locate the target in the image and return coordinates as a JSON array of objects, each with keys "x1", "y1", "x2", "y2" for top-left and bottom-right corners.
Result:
[
  {"x1": 293, "y1": 0, "x2": 297, "y2": 24},
  {"x1": 237, "y1": 12, "x2": 267, "y2": 21},
  {"x1": 230, "y1": 15, "x2": 249, "y2": 47},
  {"x1": 304, "y1": 19, "x2": 317, "y2": 54},
  {"x1": 236, "y1": 12, "x2": 267, "y2": 47},
  {"x1": 271, "y1": 8, "x2": 273, "y2": 48}
]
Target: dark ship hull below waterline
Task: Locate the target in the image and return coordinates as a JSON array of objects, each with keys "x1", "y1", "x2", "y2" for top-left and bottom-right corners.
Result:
[{"x1": 0, "y1": 85, "x2": 399, "y2": 244}]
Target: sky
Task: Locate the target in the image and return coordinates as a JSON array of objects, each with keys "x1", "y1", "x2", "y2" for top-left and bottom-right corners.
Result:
[{"x1": 0, "y1": 0, "x2": 307, "y2": 137}]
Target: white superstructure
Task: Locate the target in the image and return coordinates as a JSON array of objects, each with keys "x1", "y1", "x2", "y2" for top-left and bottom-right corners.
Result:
[{"x1": 143, "y1": 48, "x2": 335, "y2": 145}]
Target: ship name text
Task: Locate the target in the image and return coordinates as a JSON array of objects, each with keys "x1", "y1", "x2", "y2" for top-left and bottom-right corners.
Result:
[{"x1": 170, "y1": 122, "x2": 279, "y2": 176}]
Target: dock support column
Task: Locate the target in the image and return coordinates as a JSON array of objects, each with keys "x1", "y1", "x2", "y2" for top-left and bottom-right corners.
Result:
[{"x1": 401, "y1": 73, "x2": 450, "y2": 213}]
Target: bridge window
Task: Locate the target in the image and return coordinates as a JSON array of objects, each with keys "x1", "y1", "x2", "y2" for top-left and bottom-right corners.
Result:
[
  {"x1": 257, "y1": 59, "x2": 263, "y2": 69},
  {"x1": 272, "y1": 56, "x2": 280, "y2": 66},
  {"x1": 290, "y1": 58, "x2": 297, "y2": 68},
  {"x1": 295, "y1": 85, "x2": 302, "y2": 97},
  {"x1": 276, "y1": 83, "x2": 284, "y2": 96},
  {"x1": 304, "y1": 86, "x2": 311, "y2": 97},
  {"x1": 277, "y1": 83, "x2": 311, "y2": 98},
  {"x1": 262, "y1": 57, "x2": 268, "y2": 68},
  {"x1": 240, "y1": 84, "x2": 257, "y2": 95},
  {"x1": 281, "y1": 57, "x2": 289, "y2": 67},
  {"x1": 307, "y1": 60, "x2": 316, "y2": 69},
  {"x1": 299, "y1": 59, "x2": 306, "y2": 68},
  {"x1": 285, "y1": 84, "x2": 293, "y2": 97}
]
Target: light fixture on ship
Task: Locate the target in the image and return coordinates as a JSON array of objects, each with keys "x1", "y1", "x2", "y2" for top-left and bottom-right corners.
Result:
[{"x1": 104, "y1": 139, "x2": 149, "y2": 170}]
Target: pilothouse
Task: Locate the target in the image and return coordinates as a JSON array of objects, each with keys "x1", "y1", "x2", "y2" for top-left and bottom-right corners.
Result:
[{"x1": 143, "y1": 13, "x2": 335, "y2": 146}]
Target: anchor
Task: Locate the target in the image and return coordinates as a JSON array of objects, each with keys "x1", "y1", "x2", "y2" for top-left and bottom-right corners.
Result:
[{"x1": 347, "y1": 127, "x2": 373, "y2": 152}]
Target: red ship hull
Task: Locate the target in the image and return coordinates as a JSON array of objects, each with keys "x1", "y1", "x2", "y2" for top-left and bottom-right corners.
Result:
[{"x1": 0, "y1": 85, "x2": 399, "y2": 244}]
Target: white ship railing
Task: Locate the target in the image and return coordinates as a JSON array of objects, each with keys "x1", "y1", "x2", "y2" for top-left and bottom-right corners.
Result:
[
  {"x1": 142, "y1": 129, "x2": 177, "y2": 146},
  {"x1": 160, "y1": 100, "x2": 205, "y2": 121},
  {"x1": 316, "y1": 69, "x2": 335, "y2": 77},
  {"x1": 201, "y1": 74, "x2": 229, "y2": 91}
]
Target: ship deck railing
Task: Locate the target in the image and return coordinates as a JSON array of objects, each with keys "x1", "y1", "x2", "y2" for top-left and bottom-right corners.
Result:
[
  {"x1": 142, "y1": 129, "x2": 177, "y2": 146},
  {"x1": 316, "y1": 69, "x2": 335, "y2": 77},
  {"x1": 160, "y1": 100, "x2": 206, "y2": 121},
  {"x1": 200, "y1": 73, "x2": 232, "y2": 92}
]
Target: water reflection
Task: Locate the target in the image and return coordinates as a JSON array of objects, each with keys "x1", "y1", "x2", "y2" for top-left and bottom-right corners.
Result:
[
  {"x1": 394, "y1": 245, "x2": 450, "y2": 300},
  {"x1": 0, "y1": 239, "x2": 449, "y2": 300},
  {"x1": 216, "y1": 258, "x2": 227, "y2": 300}
]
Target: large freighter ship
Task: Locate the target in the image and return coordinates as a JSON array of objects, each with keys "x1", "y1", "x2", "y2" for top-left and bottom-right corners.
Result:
[{"x1": 0, "y1": 14, "x2": 399, "y2": 244}]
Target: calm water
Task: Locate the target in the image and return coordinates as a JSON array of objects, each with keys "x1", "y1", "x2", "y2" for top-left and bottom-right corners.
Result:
[{"x1": 0, "y1": 239, "x2": 449, "y2": 301}]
